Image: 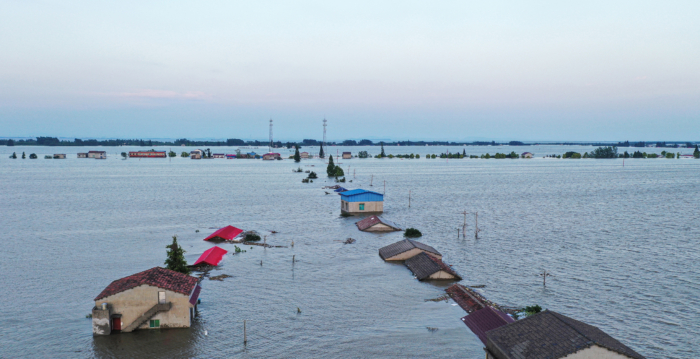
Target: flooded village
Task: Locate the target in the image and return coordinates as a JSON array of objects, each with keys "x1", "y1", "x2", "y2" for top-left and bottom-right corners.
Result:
[{"x1": 65, "y1": 145, "x2": 669, "y2": 359}]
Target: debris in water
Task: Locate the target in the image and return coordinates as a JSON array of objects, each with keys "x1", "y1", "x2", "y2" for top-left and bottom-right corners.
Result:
[
  {"x1": 297, "y1": 307, "x2": 302, "y2": 314},
  {"x1": 209, "y1": 274, "x2": 232, "y2": 281},
  {"x1": 195, "y1": 230, "x2": 200, "y2": 233},
  {"x1": 344, "y1": 238, "x2": 356, "y2": 244},
  {"x1": 470, "y1": 285, "x2": 486, "y2": 288},
  {"x1": 270, "y1": 230, "x2": 278, "y2": 234},
  {"x1": 425, "y1": 295, "x2": 450, "y2": 302},
  {"x1": 426, "y1": 327, "x2": 439, "y2": 333}
]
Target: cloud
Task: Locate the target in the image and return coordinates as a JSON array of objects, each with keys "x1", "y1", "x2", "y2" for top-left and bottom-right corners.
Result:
[{"x1": 116, "y1": 90, "x2": 209, "y2": 99}]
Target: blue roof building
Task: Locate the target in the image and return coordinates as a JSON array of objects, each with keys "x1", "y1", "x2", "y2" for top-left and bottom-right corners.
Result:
[{"x1": 340, "y1": 189, "x2": 384, "y2": 214}]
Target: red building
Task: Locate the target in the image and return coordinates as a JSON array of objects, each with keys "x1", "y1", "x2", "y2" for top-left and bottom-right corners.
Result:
[{"x1": 129, "y1": 151, "x2": 166, "y2": 158}]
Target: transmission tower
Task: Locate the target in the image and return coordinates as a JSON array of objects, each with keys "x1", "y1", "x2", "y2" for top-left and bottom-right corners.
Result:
[
  {"x1": 322, "y1": 118, "x2": 327, "y2": 158},
  {"x1": 269, "y1": 118, "x2": 273, "y2": 152}
]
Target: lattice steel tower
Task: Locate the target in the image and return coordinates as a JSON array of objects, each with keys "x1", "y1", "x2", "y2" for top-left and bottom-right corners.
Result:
[
  {"x1": 322, "y1": 118, "x2": 327, "y2": 158},
  {"x1": 269, "y1": 118, "x2": 273, "y2": 151}
]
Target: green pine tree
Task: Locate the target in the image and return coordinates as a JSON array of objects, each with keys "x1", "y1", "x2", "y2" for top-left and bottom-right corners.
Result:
[
  {"x1": 164, "y1": 235, "x2": 190, "y2": 275},
  {"x1": 694, "y1": 145, "x2": 700, "y2": 158},
  {"x1": 463, "y1": 149, "x2": 466, "y2": 156},
  {"x1": 319, "y1": 145, "x2": 325, "y2": 158},
  {"x1": 327, "y1": 155, "x2": 335, "y2": 176},
  {"x1": 10, "y1": 152, "x2": 17, "y2": 159},
  {"x1": 22, "y1": 152, "x2": 26, "y2": 159},
  {"x1": 294, "y1": 147, "x2": 301, "y2": 162},
  {"x1": 380, "y1": 142, "x2": 386, "y2": 157}
]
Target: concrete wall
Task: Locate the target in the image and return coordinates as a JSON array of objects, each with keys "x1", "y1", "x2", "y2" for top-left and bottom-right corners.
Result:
[
  {"x1": 562, "y1": 345, "x2": 632, "y2": 359},
  {"x1": 429, "y1": 270, "x2": 458, "y2": 280},
  {"x1": 92, "y1": 306, "x2": 112, "y2": 336},
  {"x1": 95, "y1": 284, "x2": 192, "y2": 331},
  {"x1": 341, "y1": 200, "x2": 383, "y2": 214},
  {"x1": 386, "y1": 248, "x2": 442, "y2": 261},
  {"x1": 365, "y1": 223, "x2": 393, "y2": 232}
]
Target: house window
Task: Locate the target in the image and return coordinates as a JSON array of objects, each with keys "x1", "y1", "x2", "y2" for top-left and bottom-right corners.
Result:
[
  {"x1": 149, "y1": 319, "x2": 160, "y2": 328},
  {"x1": 359, "y1": 203, "x2": 365, "y2": 210}
]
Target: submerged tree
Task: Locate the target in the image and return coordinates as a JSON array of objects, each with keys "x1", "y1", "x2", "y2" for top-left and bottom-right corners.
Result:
[
  {"x1": 327, "y1": 155, "x2": 335, "y2": 176},
  {"x1": 319, "y1": 144, "x2": 325, "y2": 158},
  {"x1": 380, "y1": 142, "x2": 386, "y2": 157},
  {"x1": 694, "y1": 145, "x2": 700, "y2": 159},
  {"x1": 10, "y1": 152, "x2": 17, "y2": 159},
  {"x1": 294, "y1": 146, "x2": 301, "y2": 162},
  {"x1": 22, "y1": 152, "x2": 26, "y2": 159},
  {"x1": 164, "y1": 235, "x2": 190, "y2": 275}
]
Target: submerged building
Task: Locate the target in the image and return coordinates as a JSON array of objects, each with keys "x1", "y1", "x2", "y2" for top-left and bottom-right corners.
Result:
[
  {"x1": 356, "y1": 215, "x2": 402, "y2": 232},
  {"x1": 379, "y1": 239, "x2": 441, "y2": 261},
  {"x1": 129, "y1": 151, "x2": 166, "y2": 158},
  {"x1": 404, "y1": 252, "x2": 461, "y2": 281},
  {"x1": 92, "y1": 267, "x2": 201, "y2": 335},
  {"x1": 340, "y1": 189, "x2": 384, "y2": 214},
  {"x1": 203, "y1": 225, "x2": 243, "y2": 242},
  {"x1": 483, "y1": 310, "x2": 645, "y2": 359}
]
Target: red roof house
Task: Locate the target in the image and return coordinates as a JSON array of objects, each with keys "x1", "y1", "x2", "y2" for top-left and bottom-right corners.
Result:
[
  {"x1": 94, "y1": 267, "x2": 198, "y2": 301},
  {"x1": 203, "y1": 225, "x2": 243, "y2": 242},
  {"x1": 193, "y1": 246, "x2": 228, "y2": 266},
  {"x1": 461, "y1": 306, "x2": 514, "y2": 345}
]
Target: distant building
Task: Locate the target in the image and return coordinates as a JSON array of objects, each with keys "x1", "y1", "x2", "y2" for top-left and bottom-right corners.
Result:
[
  {"x1": 53, "y1": 154, "x2": 66, "y2": 159},
  {"x1": 78, "y1": 153, "x2": 88, "y2": 158},
  {"x1": 342, "y1": 151, "x2": 351, "y2": 159},
  {"x1": 262, "y1": 153, "x2": 281, "y2": 160},
  {"x1": 226, "y1": 154, "x2": 236, "y2": 159},
  {"x1": 356, "y1": 215, "x2": 402, "y2": 232},
  {"x1": 212, "y1": 153, "x2": 225, "y2": 159},
  {"x1": 680, "y1": 154, "x2": 695, "y2": 159},
  {"x1": 88, "y1": 151, "x2": 107, "y2": 159},
  {"x1": 340, "y1": 189, "x2": 384, "y2": 214},
  {"x1": 404, "y1": 252, "x2": 461, "y2": 281},
  {"x1": 378, "y1": 239, "x2": 441, "y2": 261},
  {"x1": 92, "y1": 267, "x2": 201, "y2": 336},
  {"x1": 129, "y1": 151, "x2": 166, "y2": 158},
  {"x1": 521, "y1": 152, "x2": 533, "y2": 158},
  {"x1": 483, "y1": 310, "x2": 645, "y2": 359},
  {"x1": 300, "y1": 152, "x2": 309, "y2": 159},
  {"x1": 190, "y1": 150, "x2": 203, "y2": 159}
]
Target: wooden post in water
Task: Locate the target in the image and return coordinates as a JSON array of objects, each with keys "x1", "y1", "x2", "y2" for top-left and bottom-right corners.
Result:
[
  {"x1": 384, "y1": 180, "x2": 386, "y2": 195},
  {"x1": 292, "y1": 255, "x2": 295, "y2": 264},
  {"x1": 474, "y1": 212, "x2": 481, "y2": 239},
  {"x1": 370, "y1": 175, "x2": 373, "y2": 186},
  {"x1": 409, "y1": 190, "x2": 411, "y2": 208},
  {"x1": 244, "y1": 320, "x2": 247, "y2": 344}
]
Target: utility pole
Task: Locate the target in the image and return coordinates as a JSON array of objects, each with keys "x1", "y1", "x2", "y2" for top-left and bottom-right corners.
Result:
[
  {"x1": 538, "y1": 270, "x2": 554, "y2": 286},
  {"x1": 243, "y1": 319, "x2": 247, "y2": 344},
  {"x1": 383, "y1": 180, "x2": 386, "y2": 195},
  {"x1": 408, "y1": 190, "x2": 411, "y2": 208},
  {"x1": 370, "y1": 175, "x2": 373, "y2": 186},
  {"x1": 475, "y1": 212, "x2": 481, "y2": 239}
]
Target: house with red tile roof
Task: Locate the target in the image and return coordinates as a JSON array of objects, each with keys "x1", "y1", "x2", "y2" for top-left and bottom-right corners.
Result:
[{"x1": 92, "y1": 267, "x2": 201, "y2": 336}]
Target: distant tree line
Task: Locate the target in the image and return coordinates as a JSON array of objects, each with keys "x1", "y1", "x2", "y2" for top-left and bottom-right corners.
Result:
[{"x1": 1, "y1": 136, "x2": 698, "y2": 149}]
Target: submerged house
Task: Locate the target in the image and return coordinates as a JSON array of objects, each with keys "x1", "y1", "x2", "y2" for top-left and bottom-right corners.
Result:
[
  {"x1": 212, "y1": 153, "x2": 225, "y2": 159},
  {"x1": 53, "y1": 154, "x2": 66, "y2": 159},
  {"x1": 88, "y1": 150, "x2": 107, "y2": 159},
  {"x1": 203, "y1": 225, "x2": 243, "y2": 242},
  {"x1": 483, "y1": 310, "x2": 645, "y2": 359},
  {"x1": 192, "y1": 246, "x2": 228, "y2": 267},
  {"x1": 404, "y1": 252, "x2": 461, "y2": 281},
  {"x1": 342, "y1": 151, "x2": 352, "y2": 159},
  {"x1": 190, "y1": 150, "x2": 203, "y2": 159},
  {"x1": 461, "y1": 306, "x2": 514, "y2": 345},
  {"x1": 521, "y1": 152, "x2": 533, "y2": 158},
  {"x1": 226, "y1": 154, "x2": 236, "y2": 159},
  {"x1": 78, "y1": 153, "x2": 88, "y2": 158},
  {"x1": 356, "y1": 215, "x2": 402, "y2": 232},
  {"x1": 262, "y1": 152, "x2": 281, "y2": 160},
  {"x1": 300, "y1": 152, "x2": 309, "y2": 159},
  {"x1": 92, "y1": 267, "x2": 201, "y2": 335},
  {"x1": 379, "y1": 239, "x2": 441, "y2": 261},
  {"x1": 340, "y1": 189, "x2": 384, "y2": 214},
  {"x1": 129, "y1": 151, "x2": 166, "y2": 158}
]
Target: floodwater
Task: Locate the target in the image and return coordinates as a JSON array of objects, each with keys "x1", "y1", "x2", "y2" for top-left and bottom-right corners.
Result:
[{"x1": 0, "y1": 145, "x2": 698, "y2": 359}]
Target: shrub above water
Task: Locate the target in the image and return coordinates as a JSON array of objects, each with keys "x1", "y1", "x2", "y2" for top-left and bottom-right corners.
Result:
[{"x1": 404, "y1": 228, "x2": 422, "y2": 238}]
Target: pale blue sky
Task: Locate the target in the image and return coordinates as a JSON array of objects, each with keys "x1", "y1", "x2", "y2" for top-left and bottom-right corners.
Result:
[{"x1": 1, "y1": 1, "x2": 698, "y2": 141}]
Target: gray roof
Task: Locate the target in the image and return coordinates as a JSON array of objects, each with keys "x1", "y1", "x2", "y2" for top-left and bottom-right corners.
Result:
[
  {"x1": 486, "y1": 310, "x2": 645, "y2": 359},
  {"x1": 378, "y1": 239, "x2": 441, "y2": 260},
  {"x1": 403, "y1": 252, "x2": 461, "y2": 281}
]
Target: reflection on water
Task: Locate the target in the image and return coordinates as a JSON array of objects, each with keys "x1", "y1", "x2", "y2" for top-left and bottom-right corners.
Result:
[{"x1": 0, "y1": 145, "x2": 698, "y2": 358}]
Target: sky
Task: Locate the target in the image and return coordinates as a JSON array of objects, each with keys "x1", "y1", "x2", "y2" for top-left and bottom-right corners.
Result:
[{"x1": 1, "y1": 1, "x2": 698, "y2": 142}]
